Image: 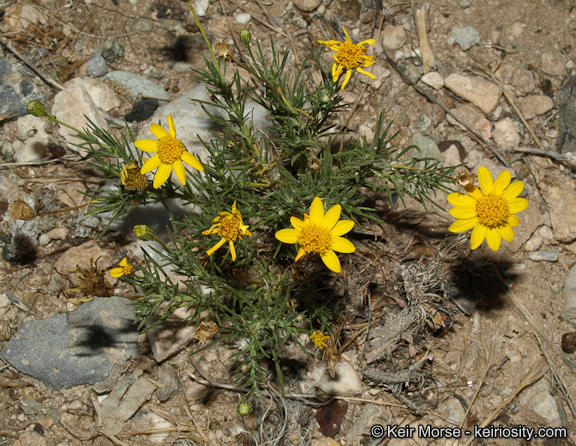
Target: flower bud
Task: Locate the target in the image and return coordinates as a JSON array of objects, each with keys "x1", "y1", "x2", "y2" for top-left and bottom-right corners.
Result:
[
  {"x1": 133, "y1": 225, "x2": 156, "y2": 241},
  {"x1": 27, "y1": 101, "x2": 48, "y2": 118},
  {"x1": 240, "y1": 29, "x2": 252, "y2": 46},
  {"x1": 236, "y1": 400, "x2": 253, "y2": 416}
]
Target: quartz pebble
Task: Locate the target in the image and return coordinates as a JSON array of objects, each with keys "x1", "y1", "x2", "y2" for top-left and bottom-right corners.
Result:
[{"x1": 444, "y1": 73, "x2": 501, "y2": 114}]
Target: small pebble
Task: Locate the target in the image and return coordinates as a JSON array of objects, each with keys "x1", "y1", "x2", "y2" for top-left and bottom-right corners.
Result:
[
  {"x1": 86, "y1": 51, "x2": 107, "y2": 77},
  {"x1": 561, "y1": 332, "x2": 576, "y2": 353},
  {"x1": 451, "y1": 26, "x2": 481, "y2": 51},
  {"x1": 235, "y1": 13, "x2": 251, "y2": 25}
]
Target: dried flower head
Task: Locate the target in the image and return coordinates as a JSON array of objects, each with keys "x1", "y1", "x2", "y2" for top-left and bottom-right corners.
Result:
[
  {"x1": 65, "y1": 257, "x2": 114, "y2": 303},
  {"x1": 275, "y1": 197, "x2": 355, "y2": 273},
  {"x1": 135, "y1": 113, "x2": 204, "y2": 189},
  {"x1": 317, "y1": 26, "x2": 376, "y2": 90},
  {"x1": 121, "y1": 161, "x2": 148, "y2": 193},
  {"x1": 194, "y1": 321, "x2": 219, "y2": 344},
  {"x1": 9, "y1": 199, "x2": 35, "y2": 221},
  {"x1": 214, "y1": 42, "x2": 234, "y2": 62},
  {"x1": 455, "y1": 171, "x2": 477, "y2": 193},
  {"x1": 308, "y1": 157, "x2": 322, "y2": 173},
  {"x1": 203, "y1": 201, "x2": 252, "y2": 261},
  {"x1": 448, "y1": 166, "x2": 529, "y2": 251},
  {"x1": 310, "y1": 330, "x2": 330, "y2": 350}
]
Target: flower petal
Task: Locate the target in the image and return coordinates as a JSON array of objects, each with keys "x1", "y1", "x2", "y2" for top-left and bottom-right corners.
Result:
[
  {"x1": 356, "y1": 67, "x2": 376, "y2": 79},
  {"x1": 168, "y1": 114, "x2": 176, "y2": 137},
  {"x1": 207, "y1": 238, "x2": 226, "y2": 256},
  {"x1": 141, "y1": 154, "x2": 161, "y2": 174},
  {"x1": 229, "y1": 241, "x2": 237, "y2": 261},
  {"x1": 181, "y1": 151, "x2": 204, "y2": 171},
  {"x1": 449, "y1": 205, "x2": 477, "y2": 219},
  {"x1": 150, "y1": 123, "x2": 169, "y2": 139},
  {"x1": 109, "y1": 267, "x2": 124, "y2": 278},
  {"x1": 295, "y1": 247, "x2": 306, "y2": 261},
  {"x1": 502, "y1": 181, "x2": 525, "y2": 200},
  {"x1": 500, "y1": 225, "x2": 515, "y2": 242},
  {"x1": 509, "y1": 197, "x2": 529, "y2": 214},
  {"x1": 333, "y1": 63, "x2": 343, "y2": 82},
  {"x1": 321, "y1": 250, "x2": 341, "y2": 273},
  {"x1": 448, "y1": 217, "x2": 478, "y2": 233},
  {"x1": 468, "y1": 186, "x2": 484, "y2": 201},
  {"x1": 477, "y1": 166, "x2": 494, "y2": 195},
  {"x1": 447, "y1": 193, "x2": 477, "y2": 207},
  {"x1": 470, "y1": 224, "x2": 488, "y2": 250},
  {"x1": 290, "y1": 216, "x2": 304, "y2": 230},
  {"x1": 358, "y1": 38, "x2": 376, "y2": 46},
  {"x1": 493, "y1": 170, "x2": 512, "y2": 195},
  {"x1": 331, "y1": 237, "x2": 355, "y2": 253},
  {"x1": 309, "y1": 197, "x2": 324, "y2": 224},
  {"x1": 153, "y1": 163, "x2": 172, "y2": 189},
  {"x1": 331, "y1": 219, "x2": 354, "y2": 237},
  {"x1": 485, "y1": 228, "x2": 502, "y2": 251},
  {"x1": 173, "y1": 159, "x2": 186, "y2": 185},
  {"x1": 134, "y1": 139, "x2": 159, "y2": 153},
  {"x1": 341, "y1": 69, "x2": 353, "y2": 90},
  {"x1": 508, "y1": 214, "x2": 520, "y2": 227},
  {"x1": 322, "y1": 204, "x2": 341, "y2": 230},
  {"x1": 275, "y1": 228, "x2": 299, "y2": 244}
]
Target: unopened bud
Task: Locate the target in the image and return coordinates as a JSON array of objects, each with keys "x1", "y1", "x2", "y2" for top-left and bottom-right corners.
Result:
[
  {"x1": 27, "y1": 101, "x2": 48, "y2": 118},
  {"x1": 236, "y1": 400, "x2": 253, "y2": 416},
  {"x1": 133, "y1": 224, "x2": 156, "y2": 241},
  {"x1": 240, "y1": 29, "x2": 252, "y2": 46}
]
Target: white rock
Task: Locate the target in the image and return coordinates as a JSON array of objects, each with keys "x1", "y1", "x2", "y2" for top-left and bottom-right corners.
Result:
[
  {"x1": 524, "y1": 234, "x2": 543, "y2": 252},
  {"x1": 66, "y1": 78, "x2": 122, "y2": 111},
  {"x1": 421, "y1": 71, "x2": 444, "y2": 90},
  {"x1": 492, "y1": 117, "x2": 520, "y2": 149},
  {"x1": 52, "y1": 85, "x2": 109, "y2": 156},
  {"x1": 16, "y1": 115, "x2": 51, "y2": 141},
  {"x1": 15, "y1": 138, "x2": 47, "y2": 163},
  {"x1": 46, "y1": 227, "x2": 68, "y2": 240},
  {"x1": 444, "y1": 73, "x2": 501, "y2": 114},
  {"x1": 369, "y1": 65, "x2": 391, "y2": 89},
  {"x1": 538, "y1": 225, "x2": 554, "y2": 239},
  {"x1": 382, "y1": 25, "x2": 406, "y2": 51},
  {"x1": 194, "y1": 0, "x2": 209, "y2": 16},
  {"x1": 519, "y1": 95, "x2": 555, "y2": 120},
  {"x1": 292, "y1": 0, "x2": 323, "y2": 12},
  {"x1": 441, "y1": 144, "x2": 462, "y2": 167},
  {"x1": 234, "y1": 13, "x2": 251, "y2": 25},
  {"x1": 311, "y1": 361, "x2": 362, "y2": 396},
  {"x1": 447, "y1": 104, "x2": 491, "y2": 140}
]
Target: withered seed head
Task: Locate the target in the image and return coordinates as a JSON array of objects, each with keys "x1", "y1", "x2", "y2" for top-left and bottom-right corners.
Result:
[
  {"x1": 455, "y1": 171, "x2": 477, "y2": 193},
  {"x1": 214, "y1": 42, "x2": 234, "y2": 62},
  {"x1": 9, "y1": 199, "x2": 35, "y2": 221}
]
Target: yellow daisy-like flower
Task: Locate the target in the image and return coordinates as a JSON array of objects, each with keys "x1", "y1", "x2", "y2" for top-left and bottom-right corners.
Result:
[
  {"x1": 448, "y1": 166, "x2": 529, "y2": 251},
  {"x1": 109, "y1": 257, "x2": 133, "y2": 278},
  {"x1": 203, "y1": 201, "x2": 252, "y2": 261},
  {"x1": 135, "y1": 113, "x2": 204, "y2": 189},
  {"x1": 275, "y1": 197, "x2": 356, "y2": 273},
  {"x1": 310, "y1": 331, "x2": 330, "y2": 350},
  {"x1": 317, "y1": 26, "x2": 376, "y2": 90}
]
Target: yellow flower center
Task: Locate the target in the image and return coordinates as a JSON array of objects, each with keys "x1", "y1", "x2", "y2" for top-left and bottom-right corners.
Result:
[
  {"x1": 218, "y1": 215, "x2": 242, "y2": 241},
  {"x1": 334, "y1": 41, "x2": 372, "y2": 69},
  {"x1": 299, "y1": 223, "x2": 332, "y2": 255},
  {"x1": 121, "y1": 264, "x2": 133, "y2": 276},
  {"x1": 157, "y1": 135, "x2": 186, "y2": 165},
  {"x1": 476, "y1": 193, "x2": 510, "y2": 228}
]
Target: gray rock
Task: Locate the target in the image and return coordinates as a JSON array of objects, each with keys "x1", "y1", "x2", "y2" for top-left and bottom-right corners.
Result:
[
  {"x1": 565, "y1": 264, "x2": 576, "y2": 321},
  {"x1": 557, "y1": 76, "x2": 576, "y2": 154},
  {"x1": 173, "y1": 62, "x2": 194, "y2": 73},
  {"x1": 0, "y1": 57, "x2": 46, "y2": 118},
  {"x1": 541, "y1": 53, "x2": 566, "y2": 77},
  {"x1": 411, "y1": 133, "x2": 442, "y2": 161},
  {"x1": 519, "y1": 95, "x2": 554, "y2": 120},
  {"x1": 527, "y1": 250, "x2": 558, "y2": 262},
  {"x1": 101, "y1": 40, "x2": 124, "y2": 63},
  {"x1": 86, "y1": 51, "x2": 107, "y2": 77},
  {"x1": 132, "y1": 18, "x2": 154, "y2": 33},
  {"x1": 451, "y1": 26, "x2": 481, "y2": 51},
  {"x1": 0, "y1": 297, "x2": 139, "y2": 389},
  {"x1": 104, "y1": 71, "x2": 171, "y2": 101}
]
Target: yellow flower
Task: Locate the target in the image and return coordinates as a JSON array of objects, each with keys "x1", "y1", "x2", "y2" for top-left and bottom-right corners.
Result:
[
  {"x1": 310, "y1": 331, "x2": 330, "y2": 350},
  {"x1": 275, "y1": 197, "x2": 355, "y2": 273},
  {"x1": 109, "y1": 257, "x2": 133, "y2": 278},
  {"x1": 448, "y1": 166, "x2": 529, "y2": 251},
  {"x1": 317, "y1": 27, "x2": 376, "y2": 90},
  {"x1": 135, "y1": 114, "x2": 204, "y2": 189},
  {"x1": 203, "y1": 201, "x2": 252, "y2": 261}
]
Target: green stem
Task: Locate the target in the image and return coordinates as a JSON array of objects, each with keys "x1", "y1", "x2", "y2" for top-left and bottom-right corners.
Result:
[{"x1": 185, "y1": 1, "x2": 224, "y2": 84}]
